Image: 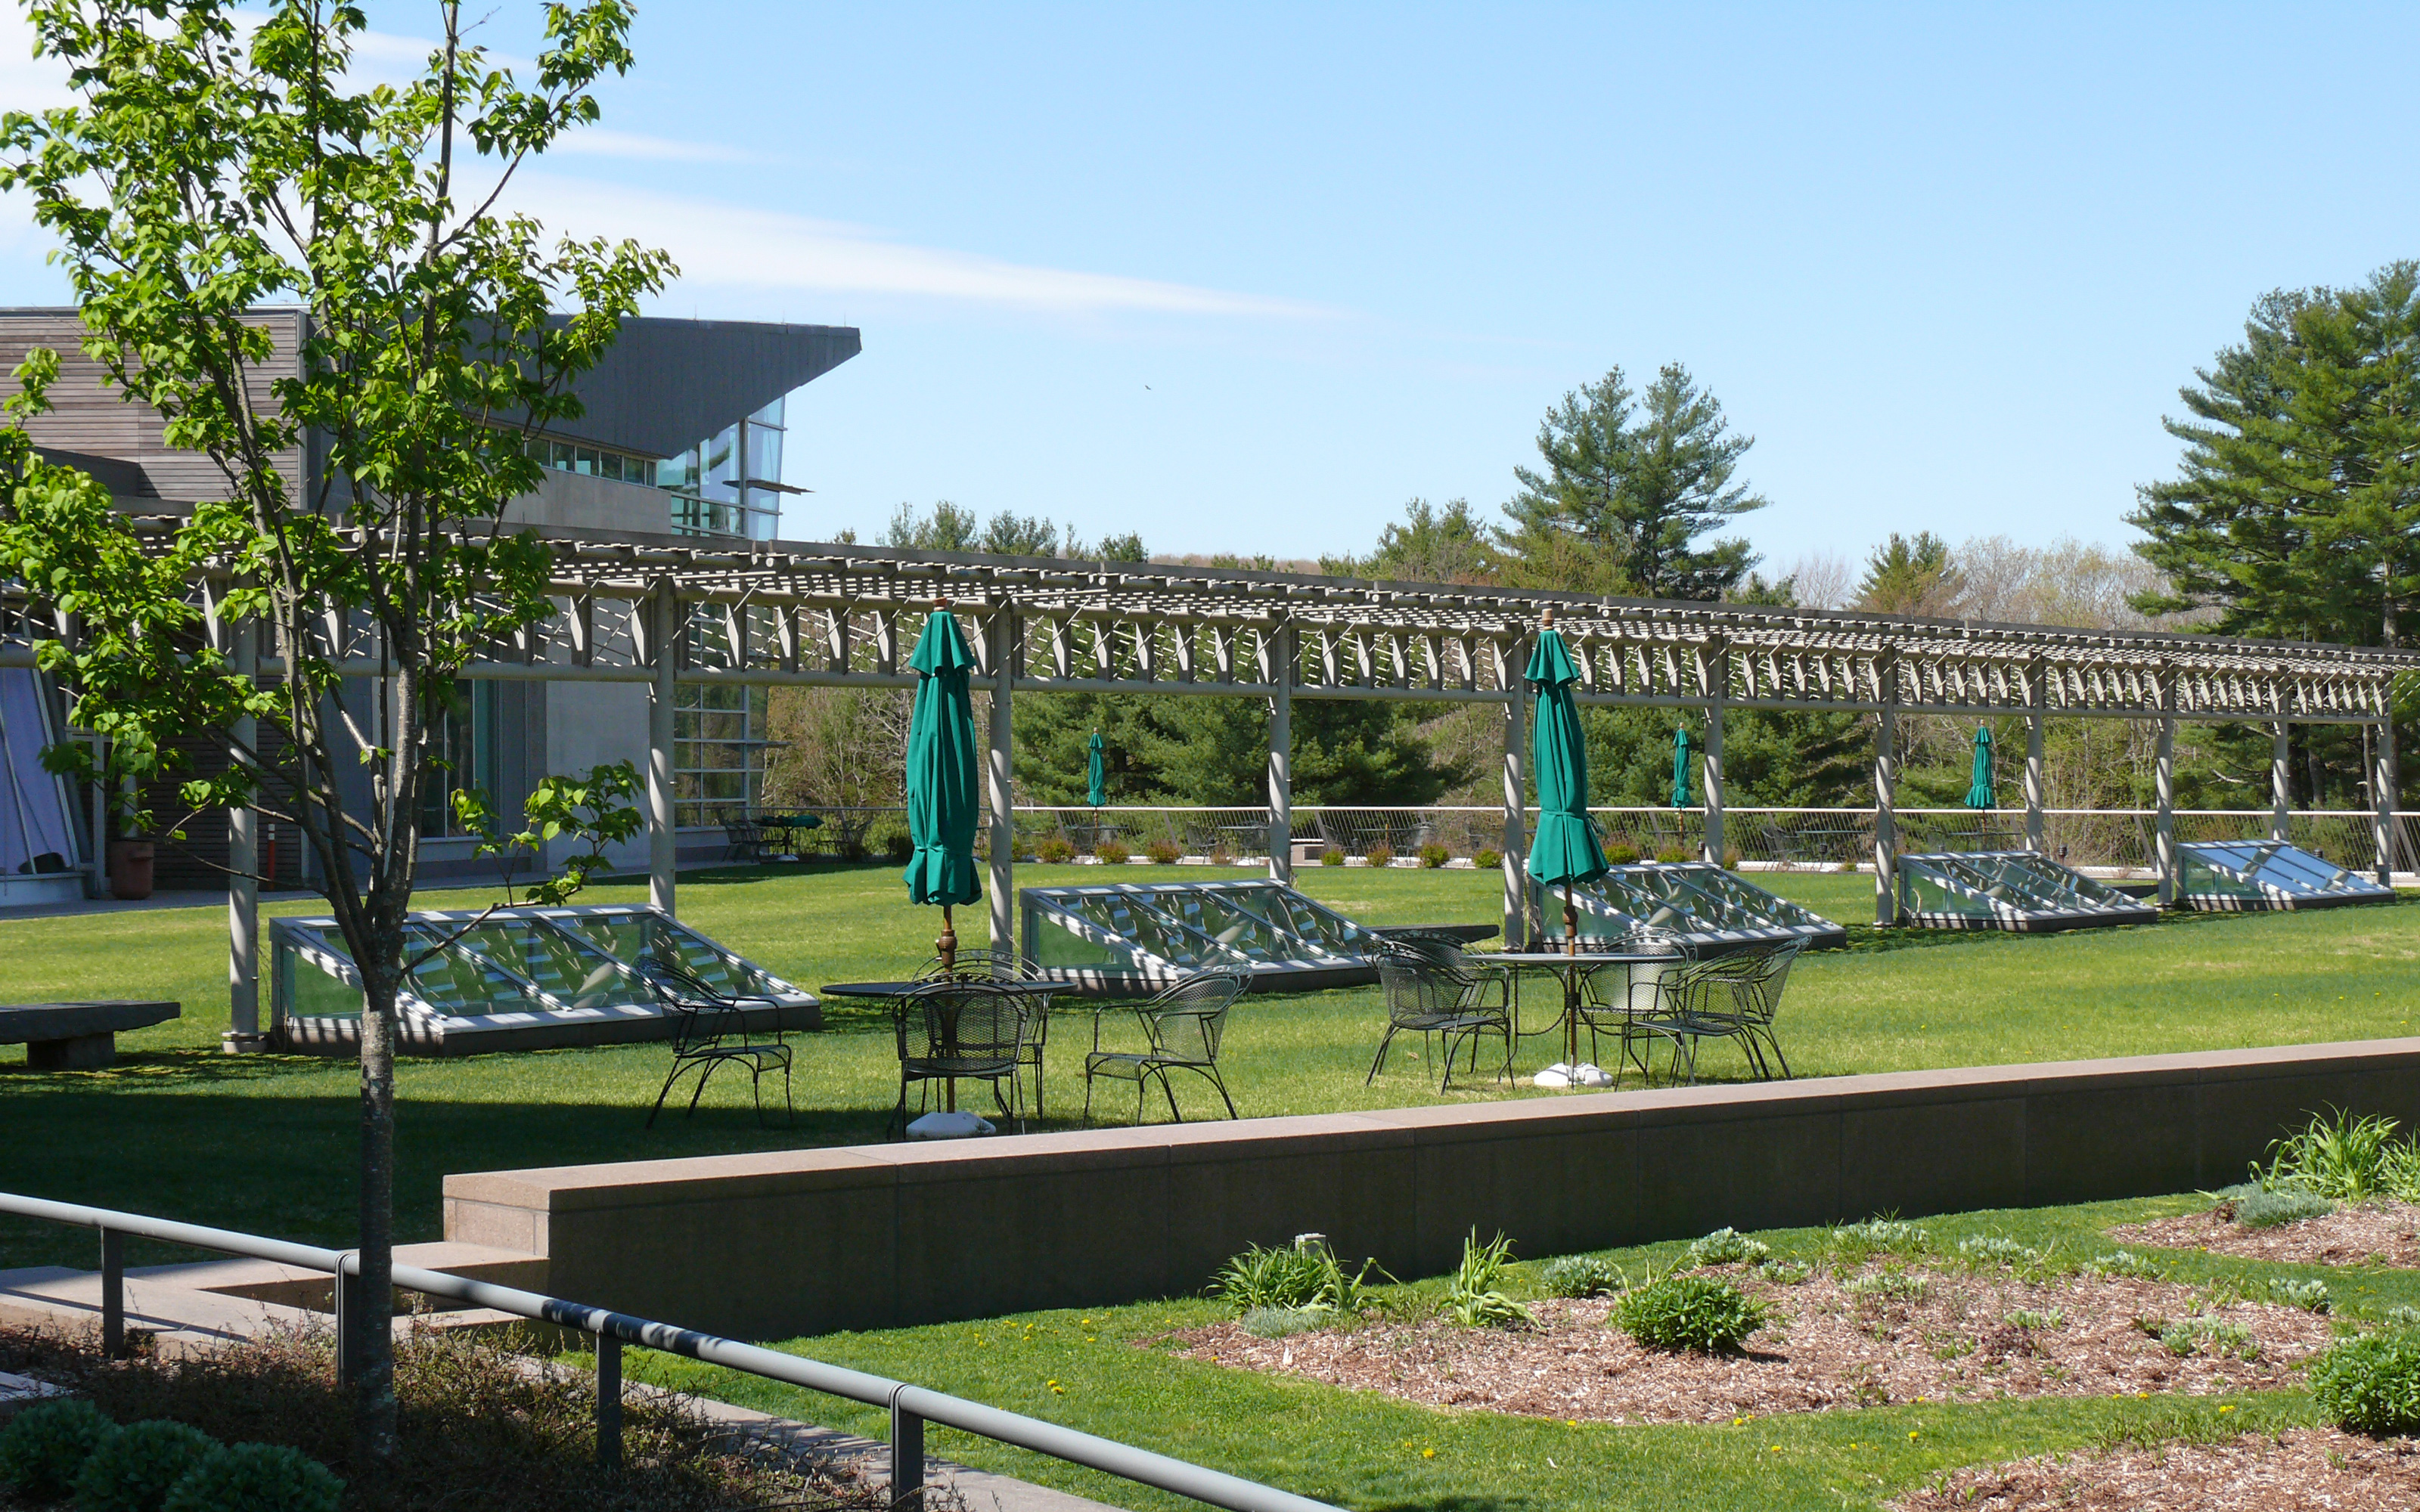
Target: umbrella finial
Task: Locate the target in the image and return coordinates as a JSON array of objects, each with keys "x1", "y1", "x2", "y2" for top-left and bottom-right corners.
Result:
[
  {"x1": 1541, "y1": 605, "x2": 1556, "y2": 630},
  {"x1": 935, "y1": 595, "x2": 951, "y2": 610}
]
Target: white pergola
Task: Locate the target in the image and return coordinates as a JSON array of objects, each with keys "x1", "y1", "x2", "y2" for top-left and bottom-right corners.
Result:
[{"x1": 14, "y1": 523, "x2": 2417, "y2": 1041}]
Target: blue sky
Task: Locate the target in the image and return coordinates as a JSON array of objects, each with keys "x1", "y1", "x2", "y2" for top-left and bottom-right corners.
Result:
[{"x1": 3, "y1": 4, "x2": 2418, "y2": 581}]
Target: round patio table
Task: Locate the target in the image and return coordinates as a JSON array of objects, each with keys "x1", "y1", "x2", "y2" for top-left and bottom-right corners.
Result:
[
  {"x1": 1465, "y1": 950, "x2": 1677, "y2": 1087},
  {"x1": 821, "y1": 978, "x2": 1061, "y2": 1114}
]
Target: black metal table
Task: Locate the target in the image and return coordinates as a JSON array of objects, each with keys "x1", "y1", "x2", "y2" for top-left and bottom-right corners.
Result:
[{"x1": 1466, "y1": 950, "x2": 1675, "y2": 1086}]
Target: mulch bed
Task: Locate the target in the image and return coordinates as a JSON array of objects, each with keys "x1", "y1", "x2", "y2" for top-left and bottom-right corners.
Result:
[
  {"x1": 1165, "y1": 1263, "x2": 2332, "y2": 1424},
  {"x1": 1890, "y1": 1427, "x2": 2420, "y2": 1510},
  {"x1": 2111, "y1": 1201, "x2": 2420, "y2": 1269}
]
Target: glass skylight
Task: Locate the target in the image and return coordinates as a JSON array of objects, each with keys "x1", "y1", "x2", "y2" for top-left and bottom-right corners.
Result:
[
  {"x1": 1542, "y1": 863, "x2": 1846, "y2": 952},
  {"x1": 1020, "y1": 880, "x2": 1379, "y2": 993},
  {"x1": 2177, "y1": 840, "x2": 2395, "y2": 912},
  {"x1": 1895, "y1": 850, "x2": 2157, "y2": 932},
  {"x1": 268, "y1": 904, "x2": 815, "y2": 1053}
]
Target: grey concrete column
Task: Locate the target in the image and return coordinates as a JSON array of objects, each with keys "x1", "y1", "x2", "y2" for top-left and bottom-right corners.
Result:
[
  {"x1": 2271, "y1": 721, "x2": 2292, "y2": 844},
  {"x1": 225, "y1": 620, "x2": 261, "y2": 1052},
  {"x1": 1702, "y1": 646, "x2": 1727, "y2": 866},
  {"x1": 1502, "y1": 651, "x2": 1529, "y2": 949},
  {"x1": 1873, "y1": 655, "x2": 1898, "y2": 927},
  {"x1": 1266, "y1": 624, "x2": 1293, "y2": 885},
  {"x1": 2155, "y1": 699, "x2": 2177, "y2": 907},
  {"x1": 988, "y1": 613, "x2": 1016, "y2": 956},
  {"x1": 2377, "y1": 716, "x2": 2399, "y2": 887},
  {"x1": 647, "y1": 585, "x2": 678, "y2": 917}
]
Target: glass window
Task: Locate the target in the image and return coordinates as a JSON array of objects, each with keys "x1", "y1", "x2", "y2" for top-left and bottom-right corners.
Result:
[{"x1": 750, "y1": 396, "x2": 785, "y2": 428}]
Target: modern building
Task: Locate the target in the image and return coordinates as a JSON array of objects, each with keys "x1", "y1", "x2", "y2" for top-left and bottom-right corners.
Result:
[{"x1": 0, "y1": 309, "x2": 859, "y2": 899}]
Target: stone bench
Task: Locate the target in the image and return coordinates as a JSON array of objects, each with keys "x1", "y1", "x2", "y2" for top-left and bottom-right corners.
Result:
[{"x1": 0, "y1": 1002, "x2": 181, "y2": 1068}]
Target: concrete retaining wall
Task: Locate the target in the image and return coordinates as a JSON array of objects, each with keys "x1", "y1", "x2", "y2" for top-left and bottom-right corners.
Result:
[{"x1": 442, "y1": 1037, "x2": 2420, "y2": 1341}]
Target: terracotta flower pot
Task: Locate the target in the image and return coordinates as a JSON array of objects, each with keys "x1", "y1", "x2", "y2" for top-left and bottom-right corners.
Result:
[{"x1": 107, "y1": 839, "x2": 154, "y2": 900}]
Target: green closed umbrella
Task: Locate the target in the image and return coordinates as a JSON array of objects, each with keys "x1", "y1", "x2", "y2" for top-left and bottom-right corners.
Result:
[
  {"x1": 904, "y1": 607, "x2": 983, "y2": 970},
  {"x1": 1087, "y1": 731, "x2": 1106, "y2": 809},
  {"x1": 1671, "y1": 729, "x2": 1693, "y2": 809},
  {"x1": 1963, "y1": 725, "x2": 1996, "y2": 810},
  {"x1": 1526, "y1": 622, "x2": 1610, "y2": 954}
]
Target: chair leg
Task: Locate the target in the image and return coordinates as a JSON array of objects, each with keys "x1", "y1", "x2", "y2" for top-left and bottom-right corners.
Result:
[
  {"x1": 686, "y1": 1058, "x2": 718, "y2": 1118},
  {"x1": 1160, "y1": 1067, "x2": 1184, "y2": 1124},
  {"x1": 645, "y1": 1060, "x2": 686, "y2": 1129},
  {"x1": 1082, "y1": 1068, "x2": 1097, "y2": 1128},
  {"x1": 1202, "y1": 1067, "x2": 1237, "y2": 1120},
  {"x1": 1366, "y1": 1025, "x2": 1398, "y2": 1086}
]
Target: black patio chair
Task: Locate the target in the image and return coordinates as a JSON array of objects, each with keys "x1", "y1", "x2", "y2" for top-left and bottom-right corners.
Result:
[
  {"x1": 1084, "y1": 970, "x2": 1250, "y2": 1125},
  {"x1": 640, "y1": 955, "x2": 794, "y2": 1127},
  {"x1": 720, "y1": 817, "x2": 768, "y2": 864},
  {"x1": 1661, "y1": 940, "x2": 1803, "y2": 1082},
  {"x1": 1573, "y1": 927, "x2": 1696, "y2": 1086},
  {"x1": 1367, "y1": 940, "x2": 1512, "y2": 1092},
  {"x1": 895, "y1": 980, "x2": 1036, "y2": 1135},
  {"x1": 917, "y1": 949, "x2": 1053, "y2": 1114}
]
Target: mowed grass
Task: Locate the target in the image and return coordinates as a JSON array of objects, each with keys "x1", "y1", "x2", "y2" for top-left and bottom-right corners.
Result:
[
  {"x1": 621, "y1": 1188, "x2": 2406, "y2": 1512},
  {"x1": 0, "y1": 863, "x2": 2415, "y2": 1268}
]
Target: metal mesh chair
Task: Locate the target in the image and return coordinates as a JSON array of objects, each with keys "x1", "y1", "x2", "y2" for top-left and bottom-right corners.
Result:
[
  {"x1": 1084, "y1": 970, "x2": 1249, "y2": 1124},
  {"x1": 720, "y1": 818, "x2": 768, "y2": 864},
  {"x1": 1367, "y1": 941, "x2": 1512, "y2": 1092},
  {"x1": 1661, "y1": 940, "x2": 1801, "y2": 1081},
  {"x1": 1574, "y1": 927, "x2": 1694, "y2": 1086},
  {"x1": 917, "y1": 950, "x2": 1050, "y2": 1113},
  {"x1": 895, "y1": 980, "x2": 1036, "y2": 1135},
  {"x1": 639, "y1": 956, "x2": 793, "y2": 1127}
]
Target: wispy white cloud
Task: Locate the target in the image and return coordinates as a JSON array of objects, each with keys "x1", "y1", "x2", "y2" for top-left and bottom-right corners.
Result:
[
  {"x1": 546, "y1": 129, "x2": 760, "y2": 166},
  {"x1": 510, "y1": 172, "x2": 1329, "y2": 318}
]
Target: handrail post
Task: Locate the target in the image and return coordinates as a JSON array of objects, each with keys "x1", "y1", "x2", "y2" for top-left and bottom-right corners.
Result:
[
  {"x1": 890, "y1": 1386, "x2": 925, "y2": 1512},
  {"x1": 98, "y1": 1228, "x2": 123, "y2": 1359},
  {"x1": 595, "y1": 1332, "x2": 623, "y2": 1470},
  {"x1": 334, "y1": 1251, "x2": 361, "y2": 1385}
]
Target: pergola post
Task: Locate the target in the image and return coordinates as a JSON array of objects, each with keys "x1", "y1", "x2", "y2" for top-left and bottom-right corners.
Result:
[
  {"x1": 1266, "y1": 624, "x2": 1293, "y2": 885},
  {"x1": 2271, "y1": 721, "x2": 2291, "y2": 844},
  {"x1": 647, "y1": 584, "x2": 678, "y2": 917},
  {"x1": 2024, "y1": 659, "x2": 2046, "y2": 854},
  {"x1": 1873, "y1": 655, "x2": 1897, "y2": 926},
  {"x1": 225, "y1": 619, "x2": 262, "y2": 1052},
  {"x1": 988, "y1": 613, "x2": 1016, "y2": 958},
  {"x1": 2154, "y1": 668, "x2": 2176, "y2": 906},
  {"x1": 1502, "y1": 646, "x2": 1529, "y2": 948},
  {"x1": 2376, "y1": 715, "x2": 2399, "y2": 888},
  {"x1": 1701, "y1": 642, "x2": 1727, "y2": 866}
]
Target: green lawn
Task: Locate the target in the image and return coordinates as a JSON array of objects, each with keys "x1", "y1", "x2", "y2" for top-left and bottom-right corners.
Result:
[
  {"x1": 1, "y1": 863, "x2": 2416, "y2": 1269},
  {"x1": 620, "y1": 1188, "x2": 2403, "y2": 1512}
]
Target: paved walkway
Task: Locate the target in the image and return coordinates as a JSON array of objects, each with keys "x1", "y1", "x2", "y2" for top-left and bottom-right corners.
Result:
[
  {"x1": 0, "y1": 890, "x2": 234, "y2": 921},
  {"x1": 0, "y1": 1257, "x2": 1130, "y2": 1512}
]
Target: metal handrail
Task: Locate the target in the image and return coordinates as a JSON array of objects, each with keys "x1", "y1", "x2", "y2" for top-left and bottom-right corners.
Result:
[{"x1": 0, "y1": 1191, "x2": 1334, "y2": 1512}]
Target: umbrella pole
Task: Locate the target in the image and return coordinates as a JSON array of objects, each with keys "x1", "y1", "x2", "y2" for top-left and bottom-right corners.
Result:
[
  {"x1": 1562, "y1": 881, "x2": 1580, "y2": 1071},
  {"x1": 938, "y1": 903, "x2": 958, "y2": 1112}
]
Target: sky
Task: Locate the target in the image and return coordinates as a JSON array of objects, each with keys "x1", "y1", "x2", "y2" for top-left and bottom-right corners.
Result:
[{"x1": 2, "y1": 3, "x2": 2418, "y2": 581}]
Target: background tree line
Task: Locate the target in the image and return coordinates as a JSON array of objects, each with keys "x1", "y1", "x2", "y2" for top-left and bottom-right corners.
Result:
[{"x1": 771, "y1": 263, "x2": 2420, "y2": 817}]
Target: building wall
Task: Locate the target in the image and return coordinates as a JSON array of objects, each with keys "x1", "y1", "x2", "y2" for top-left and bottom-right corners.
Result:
[
  {"x1": 0, "y1": 307, "x2": 306, "y2": 506},
  {"x1": 506, "y1": 469, "x2": 671, "y2": 534}
]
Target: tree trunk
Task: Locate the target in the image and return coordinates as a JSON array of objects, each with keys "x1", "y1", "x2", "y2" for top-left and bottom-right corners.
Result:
[{"x1": 354, "y1": 966, "x2": 399, "y2": 1468}]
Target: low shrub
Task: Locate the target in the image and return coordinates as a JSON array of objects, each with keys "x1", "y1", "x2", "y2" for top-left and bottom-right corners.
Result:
[
  {"x1": 1956, "y1": 1235, "x2": 2040, "y2": 1267},
  {"x1": 2090, "y1": 1249, "x2": 2160, "y2": 1278},
  {"x1": 2261, "y1": 1108, "x2": 2420, "y2": 1202},
  {"x1": 1720, "y1": 847, "x2": 1742, "y2": 870},
  {"x1": 1319, "y1": 848, "x2": 1346, "y2": 866},
  {"x1": 2003, "y1": 1307, "x2": 2066, "y2": 1331},
  {"x1": 0, "y1": 1398, "x2": 115, "y2": 1501},
  {"x1": 163, "y1": 1442, "x2": 343, "y2": 1512},
  {"x1": 1764, "y1": 1259, "x2": 1814, "y2": 1286},
  {"x1": 2313, "y1": 1329, "x2": 2420, "y2": 1433},
  {"x1": 75, "y1": 1419, "x2": 218, "y2": 1512},
  {"x1": 2266, "y1": 1276, "x2": 2332, "y2": 1312},
  {"x1": 1441, "y1": 1232, "x2": 1531, "y2": 1328},
  {"x1": 2160, "y1": 1318, "x2": 2259, "y2": 1361},
  {"x1": 1652, "y1": 845, "x2": 1692, "y2": 865},
  {"x1": 1035, "y1": 836, "x2": 1075, "y2": 864},
  {"x1": 1417, "y1": 842, "x2": 1450, "y2": 869},
  {"x1": 1364, "y1": 842, "x2": 1395, "y2": 869},
  {"x1": 1831, "y1": 1219, "x2": 1930, "y2": 1255},
  {"x1": 1685, "y1": 1228, "x2": 1771, "y2": 1269},
  {"x1": 1537, "y1": 1255, "x2": 1623, "y2": 1299},
  {"x1": 1473, "y1": 847, "x2": 1500, "y2": 870},
  {"x1": 1096, "y1": 839, "x2": 1131, "y2": 865},
  {"x1": 2238, "y1": 1188, "x2": 2335, "y2": 1228},
  {"x1": 1212, "y1": 1236, "x2": 1384, "y2": 1319},
  {"x1": 1236, "y1": 1307, "x2": 1324, "y2": 1340},
  {"x1": 2388, "y1": 1304, "x2": 2420, "y2": 1329},
  {"x1": 1843, "y1": 1269, "x2": 1931, "y2": 1303},
  {"x1": 1599, "y1": 840, "x2": 1640, "y2": 866},
  {"x1": 1143, "y1": 838, "x2": 1183, "y2": 865},
  {"x1": 1613, "y1": 1275, "x2": 1765, "y2": 1352}
]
